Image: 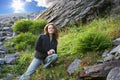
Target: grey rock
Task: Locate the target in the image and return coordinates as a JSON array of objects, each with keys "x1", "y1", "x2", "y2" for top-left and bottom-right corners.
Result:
[
  {"x1": 0, "y1": 50, "x2": 6, "y2": 58},
  {"x1": 0, "y1": 32, "x2": 7, "y2": 37},
  {"x1": 113, "y1": 0, "x2": 120, "y2": 7},
  {"x1": 6, "y1": 73, "x2": 14, "y2": 79},
  {"x1": 67, "y1": 58, "x2": 81, "y2": 75},
  {"x1": 2, "y1": 27, "x2": 10, "y2": 31},
  {"x1": 0, "y1": 67, "x2": 4, "y2": 72},
  {"x1": 0, "y1": 46, "x2": 8, "y2": 55},
  {"x1": 0, "y1": 58, "x2": 5, "y2": 64},
  {"x1": 5, "y1": 36, "x2": 13, "y2": 40},
  {"x1": 0, "y1": 46, "x2": 7, "y2": 51},
  {"x1": 96, "y1": 60, "x2": 104, "y2": 64},
  {"x1": 112, "y1": 38, "x2": 120, "y2": 46},
  {"x1": 115, "y1": 56, "x2": 120, "y2": 60},
  {"x1": 36, "y1": 0, "x2": 120, "y2": 28},
  {"x1": 110, "y1": 45, "x2": 120, "y2": 55},
  {"x1": 102, "y1": 50, "x2": 109, "y2": 58},
  {"x1": 0, "y1": 37, "x2": 6, "y2": 42},
  {"x1": 107, "y1": 67, "x2": 120, "y2": 80},
  {"x1": 4, "y1": 53, "x2": 19, "y2": 64},
  {"x1": 0, "y1": 78, "x2": 7, "y2": 80},
  {"x1": 0, "y1": 42, "x2": 3, "y2": 46},
  {"x1": 0, "y1": 50, "x2": 6, "y2": 54},
  {"x1": 104, "y1": 55, "x2": 115, "y2": 62},
  {"x1": 78, "y1": 60, "x2": 120, "y2": 79}
]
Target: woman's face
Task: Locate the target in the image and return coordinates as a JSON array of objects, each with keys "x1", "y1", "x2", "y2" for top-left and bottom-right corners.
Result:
[{"x1": 48, "y1": 25, "x2": 55, "y2": 34}]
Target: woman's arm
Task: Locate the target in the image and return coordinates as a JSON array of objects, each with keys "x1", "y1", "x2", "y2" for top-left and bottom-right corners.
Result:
[
  {"x1": 54, "y1": 41, "x2": 58, "y2": 54},
  {"x1": 35, "y1": 35, "x2": 43, "y2": 52}
]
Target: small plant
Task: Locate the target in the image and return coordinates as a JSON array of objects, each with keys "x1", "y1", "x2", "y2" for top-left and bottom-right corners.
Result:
[
  {"x1": 13, "y1": 32, "x2": 37, "y2": 51},
  {"x1": 12, "y1": 19, "x2": 33, "y2": 33},
  {"x1": 12, "y1": 19, "x2": 47, "y2": 34},
  {"x1": 29, "y1": 20, "x2": 47, "y2": 34},
  {"x1": 76, "y1": 31, "x2": 112, "y2": 53}
]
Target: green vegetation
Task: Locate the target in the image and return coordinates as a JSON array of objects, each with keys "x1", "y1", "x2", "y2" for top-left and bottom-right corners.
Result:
[
  {"x1": 12, "y1": 19, "x2": 47, "y2": 34},
  {"x1": 29, "y1": 20, "x2": 47, "y2": 34},
  {"x1": 76, "y1": 31, "x2": 111, "y2": 52},
  {"x1": 1, "y1": 17, "x2": 120, "y2": 80},
  {"x1": 13, "y1": 32, "x2": 37, "y2": 51},
  {"x1": 5, "y1": 19, "x2": 47, "y2": 51},
  {"x1": 12, "y1": 19, "x2": 33, "y2": 33}
]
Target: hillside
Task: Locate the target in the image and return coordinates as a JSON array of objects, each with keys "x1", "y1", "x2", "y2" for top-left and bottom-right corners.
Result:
[
  {"x1": 36, "y1": 0, "x2": 120, "y2": 28},
  {"x1": 0, "y1": 17, "x2": 120, "y2": 80},
  {"x1": 0, "y1": 0, "x2": 120, "y2": 80}
]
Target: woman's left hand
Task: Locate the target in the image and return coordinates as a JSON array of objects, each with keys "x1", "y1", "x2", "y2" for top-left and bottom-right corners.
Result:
[
  {"x1": 47, "y1": 49, "x2": 55, "y2": 55},
  {"x1": 49, "y1": 49, "x2": 55, "y2": 53}
]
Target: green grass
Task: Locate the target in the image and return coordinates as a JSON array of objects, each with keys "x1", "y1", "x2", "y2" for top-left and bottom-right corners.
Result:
[{"x1": 1, "y1": 17, "x2": 120, "y2": 79}]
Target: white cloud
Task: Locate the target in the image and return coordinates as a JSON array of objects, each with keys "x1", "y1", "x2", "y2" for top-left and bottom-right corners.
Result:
[
  {"x1": 25, "y1": 0, "x2": 59, "y2": 7},
  {"x1": 11, "y1": 0, "x2": 25, "y2": 13},
  {"x1": 34, "y1": 0, "x2": 47, "y2": 7},
  {"x1": 26, "y1": 0, "x2": 32, "y2": 2}
]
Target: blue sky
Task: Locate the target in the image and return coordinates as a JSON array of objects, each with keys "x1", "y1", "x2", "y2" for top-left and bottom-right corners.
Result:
[{"x1": 0, "y1": 0, "x2": 47, "y2": 14}]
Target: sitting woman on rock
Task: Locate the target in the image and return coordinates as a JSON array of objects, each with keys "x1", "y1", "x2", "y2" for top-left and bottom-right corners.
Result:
[{"x1": 19, "y1": 23, "x2": 59, "y2": 80}]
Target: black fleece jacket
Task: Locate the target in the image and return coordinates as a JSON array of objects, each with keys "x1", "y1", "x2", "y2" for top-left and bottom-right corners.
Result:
[{"x1": 35, "y1": 34, "x2": 58, "y2": 60}]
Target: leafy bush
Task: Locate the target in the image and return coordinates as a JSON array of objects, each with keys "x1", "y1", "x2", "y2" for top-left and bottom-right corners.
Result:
[
  {"x1": 29, "y1": 20, "x2": 47, "y2": 34},
  {"x1": 12, "y1": 19, "x2": 33, "y2": 33},
  {"x1": 76, "y1": 31, "x2": 112, "y2": 52},
  {"x1": 12, "y1": 19, "x2": 47, "y2": 34},
  {"x1": 13, "y1": 32, "x2": 37, "y2": 51}
]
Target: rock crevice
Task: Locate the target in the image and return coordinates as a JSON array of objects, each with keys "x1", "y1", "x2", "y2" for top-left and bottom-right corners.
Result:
[{"x1": 36, "y1": 0, "x2": 119, "y2": 28}]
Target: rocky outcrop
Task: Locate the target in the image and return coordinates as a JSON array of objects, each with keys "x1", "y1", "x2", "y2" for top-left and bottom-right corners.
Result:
[
  {"x1": 76, "y1": 37, "x2": 120, "y2": 80},
  {"x1": 78, "y1": 60, "x2": 120, "y2": 80},
  {"x1": 36, "y1": 0, "x2": 120, "y2": 28}
]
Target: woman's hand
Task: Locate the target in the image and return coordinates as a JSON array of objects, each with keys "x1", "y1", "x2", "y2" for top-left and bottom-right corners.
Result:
[{"x1": 47, "y1": 49, "x2": 55, "y2": 55}]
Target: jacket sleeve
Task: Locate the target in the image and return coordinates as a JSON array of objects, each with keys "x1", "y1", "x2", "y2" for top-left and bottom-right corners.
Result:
[
  {"x1": 55, "y1": 41, "x2": 58, "y2": 54},
  {"x1": 35, "y1": 35, "x2": 43, "y2": 52},
  {"x1": 55, "y1": 47, "x2": 57, "y2": 54}
]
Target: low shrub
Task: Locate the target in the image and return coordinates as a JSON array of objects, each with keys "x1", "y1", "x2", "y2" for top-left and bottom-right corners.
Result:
[
  {"x1": 12, "y1": 19, "x2": 47, "y2": 34},
  {"x1": 13, "y1": 32, "x2": 37, "y2": 51},
  {"x1": 12, "y1": 19, "x2": 33, "y2": 33},
  {"x1": 29, "y1": 20, "x2": 47, "y2": 34},
  {"x1": 76, "y1": 31, "x2": 112, "y2": 52}
]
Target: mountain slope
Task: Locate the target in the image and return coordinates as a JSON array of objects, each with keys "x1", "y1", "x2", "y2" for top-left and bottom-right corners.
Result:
[{"x1": 36, "y1": 0, "x2": 120, "y2": 28}]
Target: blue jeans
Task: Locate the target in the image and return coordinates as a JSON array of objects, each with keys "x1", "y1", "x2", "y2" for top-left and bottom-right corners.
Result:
[{"x1": 19, "y1": 54, "x2": 58, "y2": 80}]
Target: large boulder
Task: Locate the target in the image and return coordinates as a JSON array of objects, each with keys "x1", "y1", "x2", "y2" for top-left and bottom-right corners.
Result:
[
  {"x1": 67, "y1": 58, "x2": 82, "y2": 75},
  {"x1": 107, "y1": 67, "x2": 120, "y2": 80},
  {"x1": 78, "y1": 60, "x2": 120, "y2": 80},
  {"x1": 36, "y1": 0, "x2": 120, "y2": 28}
]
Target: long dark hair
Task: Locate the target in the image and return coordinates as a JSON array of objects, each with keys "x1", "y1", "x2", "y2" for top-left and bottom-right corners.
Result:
[{"x1": 44, "y1": 23, "x2": 59, "y2": 40}]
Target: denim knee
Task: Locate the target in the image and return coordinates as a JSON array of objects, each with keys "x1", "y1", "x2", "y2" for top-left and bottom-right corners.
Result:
[{"x1": 52, "y1": 54, "x2": 58, "y2": 60}]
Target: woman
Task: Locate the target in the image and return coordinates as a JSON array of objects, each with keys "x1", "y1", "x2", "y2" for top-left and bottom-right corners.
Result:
[{"x1": 20, "y1": 23, "x2": 59, "y2": 80}]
